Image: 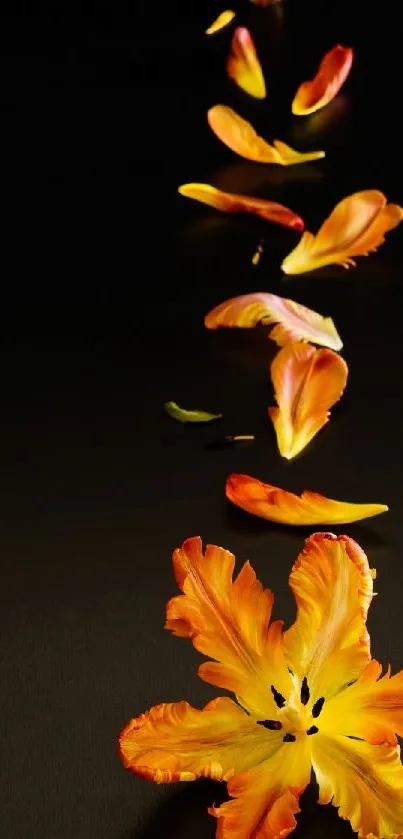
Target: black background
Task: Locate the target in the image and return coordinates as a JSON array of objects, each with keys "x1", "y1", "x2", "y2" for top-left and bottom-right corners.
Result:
[{"x1": 1, "y1": 1, "x2": 403, "y2": 837}]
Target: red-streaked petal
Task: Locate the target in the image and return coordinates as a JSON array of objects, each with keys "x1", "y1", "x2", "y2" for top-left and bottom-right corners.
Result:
[
  {"x1": 225, "y1": 473, "x2": 388, "y2": 525},
  {"x1": 119, "y1": 696, "x2": 280, "y2": 783},
  {"x1": 178, "y1": 184, "x2": 304, "y2": 230},
  {"x1": 211, "y1": 737, "x2": 312, "y2": 839},
  {"x1": 320, "y1": 659, "x2": 403, "y2": 746},
  {"x1": 311, "y1": 735, "x2": 403, "y2": 837},
  {"x1": 166, "y1": 537, "x2": 292, "y2": 718},
  {"x1": 205, "y1": 292, "x2": 342, "y2": 349},
  {"x1": 268, "y1": 342, "x2": 348, "y2": 459},
  {"x1": 281, "y1": 190, "x2": 403, "y2": 274},
  {"x1": 227, "y1": 27, "x2": 266, "y2": 99},
  {"x1": 208, "y1": 105, "x2": 325, "y2": 164},
  {"x1": 284, "y1": 533, "x2": 374, "y2": 702},
  {"x1": 292, "y1": 45, "x2": 353, "y2": 116}
]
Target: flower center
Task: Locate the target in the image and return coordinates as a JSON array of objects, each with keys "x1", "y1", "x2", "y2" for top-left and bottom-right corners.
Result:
[{"x1": 258, "y1": 676, "x2": 325, "y2": 742}]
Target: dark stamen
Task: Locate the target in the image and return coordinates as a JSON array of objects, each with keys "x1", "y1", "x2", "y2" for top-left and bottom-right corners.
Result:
[
  {"x1": 307, "y1": 725, "x2": 319, "y2": 736},
  {"x1": 300, "y1": 676, "x2": 310, "y2": 705},
  {"x1": 283, "y1": 733, "x2": 296, "y2": 743},
  {"x1": 271, "y1": 685, "x2": 286, "y2": 708},
  {"x1": 288, "y1": 667, "x2": 294, "y2": 675},
  {"x1": 312, "y1": 697, "x2": 325, "y2": 718},
  {"x1": 257, "y1": 720, "x2": 282, "y2": 731}
]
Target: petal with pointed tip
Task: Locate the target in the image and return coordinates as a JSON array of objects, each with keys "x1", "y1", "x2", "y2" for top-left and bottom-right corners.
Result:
[
  {"x1": 292, "y1": 45, "x2": 353, "y2": 116},
  {"x1": 206, "y1": 10, "x2": 236, "y2": 35},
  {"x1": 227, "y1": 27, "x2": 266, "y2": 99},
  {"x1": 179, "y1": 184, "x2": 304, "y2": 230}
]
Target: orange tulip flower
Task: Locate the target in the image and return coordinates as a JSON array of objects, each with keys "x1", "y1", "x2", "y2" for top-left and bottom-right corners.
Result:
[
  {"x1": 227, "y1": 27, "x2": 266, "y2": 99},
  {"x1": 292, "y1": 45, "x2": 353, "y2": 116},
  {"x1": 281, "y1": 190, "x2": 403, "y2": 275},
  {"x1": 119, "y1": 534, "x2": 403, "y2": 838},
  {"x1": 208, "y1": 105, "x2": 325, "y2": 164},
  {"x1": 225, "y1": 473, "x2": 388, "y2": 525}
]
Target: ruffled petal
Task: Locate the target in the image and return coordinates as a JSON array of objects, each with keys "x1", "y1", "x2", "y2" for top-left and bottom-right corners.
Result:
[
  {"x1": 205, "y1": 291, "x2": 342, "y2": 350},
  {"x1": 227, "y1": 28, "x2": 266, "y2": 99},
  {"x1": 281, "y1": 190, "x2": 403, "y2": 275},
  {"x1": 268, "y1": 342, "x2": 348, "y2": 459},
  {"x1": 211, "y1": 737, "x2": 312, "y2": 839},
  {"x1": 225, "y1": 473, "x2": 388, "y2": 525},
  {"x1": 119, "y1": 696, "x2": 282, "y2": 783},
  {"x1": 208, "y1": 105, "x2": 325, "y2": 164},
  {"x1": 284, "y1": 533, "x2": 374, "y2": 702},
  {"x1": 166, "y1": 537, "x2": 292, "y2": 718},
  {"x1": 320, "y1": 659, "x2": 403, "y2": 746},
  {"x1": 206, "y1": 10, "x2": 236, "y2": 35},
  {"x1": 311, "y1": 734, "x2": 403, "y2": 838},
  {"x1": 292, "y1": 45, "x2": 353, "y2": 116},
  {"x1": 179, "y1": 184, "x2": 304, "y2": 230}
]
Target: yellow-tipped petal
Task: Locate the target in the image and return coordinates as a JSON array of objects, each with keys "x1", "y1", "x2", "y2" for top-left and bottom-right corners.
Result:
[
  {"x1": 178, "y1": 183, "x2": 304, "y2": 230},
  {"x1": 292, "y1": 45, "x2": 353, "y2": 116},
  {"x1": 205, "y1": 10, "x2": 235, "y2": 35},
  {"x1": 227, "y1": 27, "x2": 266, "y2": 99}
]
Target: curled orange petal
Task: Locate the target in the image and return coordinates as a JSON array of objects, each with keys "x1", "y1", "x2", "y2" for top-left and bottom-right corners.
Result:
[
  {"x1": 208, "y1": 105, "x2": 325, "y2": 165},
  {"x1": 205, "y1": 10, "x2": 236, "y2": 35},
  {"x1": 227, "y1": 27, "x2": 266, "y2": 99},
  {"x1": 225, "y1": 473, "x2": 388, "y2": 525},
  {"x1": 292, "y1": 45, "x2": 353, "y2": 116},
  {"x1": 205, "y1": 292, "x2": 342, "y2": 350},
  {"x1": 268, "y1": 342, "x2": 348, "y2": 459},
  {"x1": 281, "y1": 190, "x2": 403, "y2": 274},
  {"x1": 178, "y1": 184, "x2": 304, "y2": 230}
]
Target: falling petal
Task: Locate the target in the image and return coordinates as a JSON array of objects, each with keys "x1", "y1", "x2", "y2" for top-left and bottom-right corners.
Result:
[
  {"x1": 208, "y1": 105, "x2": 325, "y2": 165},
  {"x1": 178, "y1": 183, "x2": 304, "y2": 230},
  {"x1": 225, "y1": 473, "x2": 388, "y2": 525},
  {"x1": 205, "y1": 10, "x2": 236, "y2": 35},
  {"x1": 281, "y1": 190, "x2": 403, "y2": 274},
  {"x1": 268, "y1": 343, "x2": 348, "y2": 459},
  {"x1": 205, "y1": 292, "x2": 342, "y2": 350},
  {"x1": 205, "y1": 435, "x2": 255, "y2": 450},
  {"x1": 227, "y1": 27, "x2": 266, "y2": 99},
  {"x1": 292, "y1": 45, "x2": 353, "y2": 116},
  {"x1": 164, "y1": 401, "x2": 223, "y2": 423}
]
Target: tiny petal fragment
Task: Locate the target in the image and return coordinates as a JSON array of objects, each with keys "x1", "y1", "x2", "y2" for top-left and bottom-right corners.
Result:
[
  {"x1": 227, "y1": 27, "x2": 266, "y2": 99},
  {"x1": 268, "y1": 343, "x2": 348, "y2": 459},
  {"x1": 205, "y1": 292, "x2": 342, "y2": 350},
  {"x1": 292, "y1": 45, "x2": 353, "y2": 116},
  {"x1": 225, "y1": 473, "x2": 388, "y2": 525},
  {"x1": 164, "y1": 401, "x2": 222, "y2": 423},
  {"x1": 281, "y1": 190, "x2": 403, "y2": 275},
  {"x1": 178, "y1": 184, "x2": 304, "y2": 230},
  {"x1": 206, "y1": 10, "x2": 236, "y2": 35},
  {"x1": 208, "y1": 105, "x2": 325, "y2": 165}
]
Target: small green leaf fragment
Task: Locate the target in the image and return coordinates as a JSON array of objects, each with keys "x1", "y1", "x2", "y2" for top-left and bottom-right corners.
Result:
[{"x1": 164, "y1": 401, "x2": 223, "y2": 424}]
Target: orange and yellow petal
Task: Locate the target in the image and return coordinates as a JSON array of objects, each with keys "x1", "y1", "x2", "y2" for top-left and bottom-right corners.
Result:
[
  {"x1": 320, "y1": 659, "x2": 403, "y2": 746},
  {"x1": 211, "y1": 737, "x2": 312, "y2": 839},
  {"x1": 292, "y1": 45, "x2": 353, "y2": 116},
  {"x1": 178, "y1": 184, "x2": 304, "y2": 230},
  {"x1": 166, "y1": 537, "x2": 292, "y2": 718},
  {"x1": 207, "y1": 105, "x2": 325, "y2": 164},
  {"x1": 227, "y1": 27, "x2": 266, "y2": 99},
  {"x1": 284, "y1": 533, "x2": 374, "y2": 703},
  {"x1": 311, "y1": 734, "x2": 403, "y2": 837},
  {"x1": 268, "y1": 342, "x2": 348, "y2": 459},
  {"x1": 225, "y1": 473, "x2": 388, "y2": 526},
  {"x1": 281, "y1": 190, "x2": 403, "y2": 275},
  {"x1": 205, "y1": 292, "x2": 342, "y2": 350},
  {"x1": 206, "y1": 10, "x2": 236, "y2": 35},
  {"x1": 119, "y1": 696, "x2": 281, "y2": 783}
]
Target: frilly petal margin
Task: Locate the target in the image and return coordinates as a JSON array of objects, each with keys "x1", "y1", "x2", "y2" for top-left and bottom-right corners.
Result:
[
  {"x1": 284, "y1": 532, "x2": 374, "y2": 701},
  {"x1": 225, "y1": 473, "x2": 388, "y2": 525},
  {"x1": 204, "y1": 291, "x2": 342, "y2": 350},
  {"x1": 281, "y1": 190, "x2": 403, "y2": 274},
  {"x1": 178, "y1": 184, "x2": 304, "y2": 230},
  {"x1": 119, "y1": 696, "x2": 281, "y2": 783},
  {"x1": 208, "y1": 106, "x2": 325, "y2": 165},
  {"x1": 165, "y1": 536, "x2": 292, "y2": 718},
  {"x1": 292, "y1": 45, "x2": 353, "y2": 116}
]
